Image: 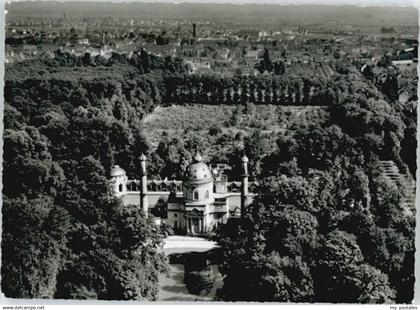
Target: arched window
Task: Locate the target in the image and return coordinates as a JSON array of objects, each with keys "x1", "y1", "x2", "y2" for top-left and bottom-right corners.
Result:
[
  {"x1": 119, "y1": 184, "x2": 123, "y2": 192},
  {"x1": 193, "y1": 190, "x2": 199, "y2": 200},
  {"x1": 205, "y1": 190, "x2": 209, "y2": 199}
]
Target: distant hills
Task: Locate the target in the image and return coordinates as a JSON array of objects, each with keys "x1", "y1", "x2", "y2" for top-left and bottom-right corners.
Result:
[{"x1": 6, "y1": 1, "x2": 418, "y2": 26}]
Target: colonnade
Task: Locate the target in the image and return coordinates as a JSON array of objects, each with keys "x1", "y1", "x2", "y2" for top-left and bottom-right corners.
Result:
[{"x1": 186, "y1": 216, "x2": 205, "y2": 234}]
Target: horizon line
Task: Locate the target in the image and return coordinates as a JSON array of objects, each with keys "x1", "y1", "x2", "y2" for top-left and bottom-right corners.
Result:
[{"x1": 7, "y1": 0, "x2": 418, "y2": 8}]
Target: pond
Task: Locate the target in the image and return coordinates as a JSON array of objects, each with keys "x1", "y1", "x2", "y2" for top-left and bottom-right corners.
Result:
[
  {"x1": 157, "y1": 236, "x2": 223, "y2": 301},
  {"x1": 158, "y1": 263, "x2": 223, "y2": 301}
]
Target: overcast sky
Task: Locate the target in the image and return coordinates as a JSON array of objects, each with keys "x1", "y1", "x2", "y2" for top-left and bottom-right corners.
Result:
[{"x1": 7, "y1": 0, "x2": 419, "y2": 7}]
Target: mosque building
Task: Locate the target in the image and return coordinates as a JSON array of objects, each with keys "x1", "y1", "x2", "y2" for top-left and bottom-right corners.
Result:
[{"x1": 109, "y1": 153, "x2": 256, "y2": 234}]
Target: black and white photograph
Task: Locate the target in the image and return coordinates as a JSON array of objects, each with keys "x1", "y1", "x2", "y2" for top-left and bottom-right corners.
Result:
[{"x1": 1, "y1": 0, "x2": 418, "y2": 305}]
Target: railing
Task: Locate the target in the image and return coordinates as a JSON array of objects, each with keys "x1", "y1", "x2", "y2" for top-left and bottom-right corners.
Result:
[{"x1": 122, "y1": 179, "x2": 257, "y2": 193}]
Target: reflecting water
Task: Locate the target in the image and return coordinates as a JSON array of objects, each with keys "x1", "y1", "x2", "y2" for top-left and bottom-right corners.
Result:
[{"x1": 158, "y1": 251, "x2": 223, "y2": 301}]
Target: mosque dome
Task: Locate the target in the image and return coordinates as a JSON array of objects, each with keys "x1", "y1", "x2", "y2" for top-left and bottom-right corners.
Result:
[
  {"x1": 184, "y1": 153, "x2": 212, "y2": 182},
  {"x1": 110, "y1": 165, "x2": 126, "y2": 177}
]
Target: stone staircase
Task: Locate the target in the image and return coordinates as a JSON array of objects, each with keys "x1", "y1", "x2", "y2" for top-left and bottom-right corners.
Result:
[{"x1": 378, "y1": 160, "x2": 416, "y2": 216}]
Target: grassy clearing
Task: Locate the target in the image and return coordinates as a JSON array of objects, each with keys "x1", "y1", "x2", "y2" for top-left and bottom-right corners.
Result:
[
  {"x1": 143, "y1": 104, "x2": 234, "y2": 131},
  {"x1": 142, "y1": 104, "x2": 233, "y2": 147},
  {"x1": 142, "y1": 104, "x2": 330, "y2": 148}
]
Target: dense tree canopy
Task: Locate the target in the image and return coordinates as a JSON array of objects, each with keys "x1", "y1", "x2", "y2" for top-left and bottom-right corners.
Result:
[
  {"x1": 3, "y1": 46, "x2": 416, "y2": 303},
  {"x1": 214, "y1": 72, "x2": 415, "y2": 303},
  {"x1": 2, "y1": 51, "x2": 178, "y2": 299}
]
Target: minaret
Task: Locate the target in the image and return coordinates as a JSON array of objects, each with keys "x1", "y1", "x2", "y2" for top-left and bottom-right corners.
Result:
[
  {"x1": 241, "y1": 154, "x2": 249, "y2": 218},
  {"x1": 140, "y1": 153, "x2": 148, "y2": 216}
]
